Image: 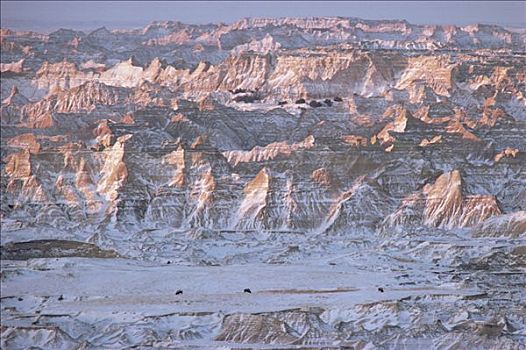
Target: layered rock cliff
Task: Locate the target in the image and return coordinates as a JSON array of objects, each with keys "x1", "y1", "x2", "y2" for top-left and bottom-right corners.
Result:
[{"x1": 1, "y1": 16, "x2": 525, "y2": 350}]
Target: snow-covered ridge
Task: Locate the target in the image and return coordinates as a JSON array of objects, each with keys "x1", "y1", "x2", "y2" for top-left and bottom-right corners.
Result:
[{"x1": 1, "y1": 15, "x2": 526, "y2": 350}]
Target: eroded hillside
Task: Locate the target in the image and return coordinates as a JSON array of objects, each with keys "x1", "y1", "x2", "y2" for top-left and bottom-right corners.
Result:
[{"x1": 1, "y1": 17, "x2": 525, "y2": 349}]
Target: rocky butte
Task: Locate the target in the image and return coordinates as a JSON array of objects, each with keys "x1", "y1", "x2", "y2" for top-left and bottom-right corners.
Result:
[{"x1": 0, "y1": 16, "x2": 525, "y2": 349}]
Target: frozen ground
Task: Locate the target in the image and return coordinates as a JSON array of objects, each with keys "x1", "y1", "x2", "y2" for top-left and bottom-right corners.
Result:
[
  {"x1": 1, "y1": 13, "x2": 526, "y2": 349},
  {"x1": 1, "y1": 230, "x2": 525, "y2": 349}
]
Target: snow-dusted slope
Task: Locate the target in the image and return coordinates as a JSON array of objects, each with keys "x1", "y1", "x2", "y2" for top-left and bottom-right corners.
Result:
[{"x1": 1, "y1": 16, "x2": 525, "y2": 350}]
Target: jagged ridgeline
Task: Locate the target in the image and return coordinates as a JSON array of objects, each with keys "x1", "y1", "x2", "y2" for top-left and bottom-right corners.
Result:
[
  {"x1": 1, "y1": 16, "x2": 525, "y2": 350},
  {"x1": 2, "y1": 17, "x2": 525, "y2": 237}
]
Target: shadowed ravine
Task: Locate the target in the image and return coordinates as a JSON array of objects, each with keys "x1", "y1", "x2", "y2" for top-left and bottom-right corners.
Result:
[{"x1": 1, "y1": 16, "x2": 525, "y2": 349}]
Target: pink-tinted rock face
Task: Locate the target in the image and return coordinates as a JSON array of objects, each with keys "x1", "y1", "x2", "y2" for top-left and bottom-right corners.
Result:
[
  {"x1": 0, "y1": 16, "x2": 525, "y2": 349},
  {"x1": 1, "y1": 17, "x2": 525, "y2": 235}
]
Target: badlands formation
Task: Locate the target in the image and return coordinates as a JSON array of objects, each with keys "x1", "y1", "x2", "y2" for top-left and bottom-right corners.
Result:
[{"x1": 1, "y1": 17, "x2": 525, "y2": 349}]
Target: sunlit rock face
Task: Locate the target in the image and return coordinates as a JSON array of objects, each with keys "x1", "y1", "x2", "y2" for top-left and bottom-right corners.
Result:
[{"x1": 1, "y1": 16, "x2": 525, "y2": 350}]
